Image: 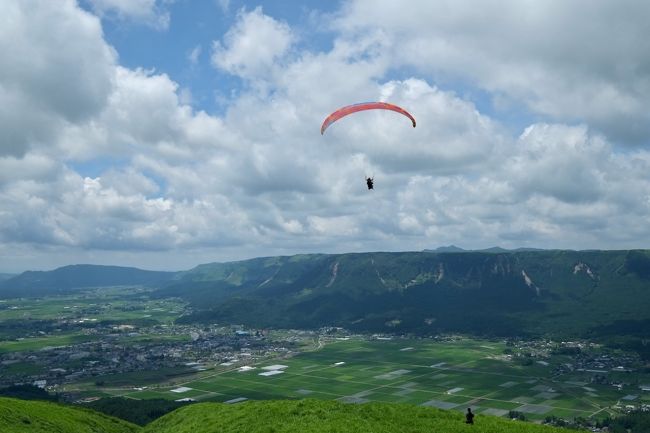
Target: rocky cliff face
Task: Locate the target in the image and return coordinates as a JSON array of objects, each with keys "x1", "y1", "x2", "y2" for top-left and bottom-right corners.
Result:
[{"x1": 168, "y1": 250, "x2": 650, "y2": 337}]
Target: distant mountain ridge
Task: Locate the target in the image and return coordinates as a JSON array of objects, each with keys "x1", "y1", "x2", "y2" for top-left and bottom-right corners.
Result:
[
  {"x1": 0, "y1": 264, "x2": 175, "y2": 298},
  {"x1": 425, "y1": 245, "x2": 547, "y2": 253},
  {"x1": 2, "y1": 250, "x2": 650, "y2": 343},
  {"x1": 0, "y1": 273, "x2": 15, "y2": 282},
  {"x1": 159, "y1": 249, "x2": 650, "y2": 339}
]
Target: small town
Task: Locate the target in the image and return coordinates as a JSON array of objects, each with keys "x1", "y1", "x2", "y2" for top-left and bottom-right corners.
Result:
[{"x1": 0, "y1": 323, "x2": 309, "y2": 391}]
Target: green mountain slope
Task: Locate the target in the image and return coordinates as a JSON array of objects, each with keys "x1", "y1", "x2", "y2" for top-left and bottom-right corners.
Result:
[
  {"x1": 0, "y1": 397, "x2": 138, "y2": 433},
  {"x1": 143, "y1": 399, "x2": 566, "y2": 433},
  {"x1": 0, "y1": 265, "x2": 176, "y2": 298},
  {"x1": 164, "y1": 250, "x2": 650, "y2": 338}
]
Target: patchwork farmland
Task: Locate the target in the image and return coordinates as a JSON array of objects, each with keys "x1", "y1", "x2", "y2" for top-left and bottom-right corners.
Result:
[{"x1": 104, "y1": 338, "x2": 650, "y2": 422}]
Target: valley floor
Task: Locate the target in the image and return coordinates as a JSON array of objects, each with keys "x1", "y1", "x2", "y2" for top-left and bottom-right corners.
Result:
[{"x1": 66, "y1": 336, "x2": 650, "y2": 425}]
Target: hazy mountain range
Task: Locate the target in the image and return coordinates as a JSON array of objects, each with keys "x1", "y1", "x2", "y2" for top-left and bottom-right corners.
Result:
[
  {"x1": 0, "y1": 265, "x2": 174, "y2": 298},
  {"x1": 424, "y1": 245, "x2": 547, "y2": 253},
  {"x1": 2, "y1": 249, "x2": 649, "y2": 344}
]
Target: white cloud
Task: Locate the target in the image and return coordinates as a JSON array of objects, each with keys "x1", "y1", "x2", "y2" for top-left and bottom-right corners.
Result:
[
  {"x1": 0, "y1": 153, "x2": 60, "y2": 186},
  {"x1": 335, "y1": 0, "x2": 650, "y2": 144},
  {"x1": 0, "y1": 0, "x2": 115, "y2": 156},
  {"x1": 188, "y1": 45, "x2": 202, "y2": 65},
  {"x1": 509, "y1": 124, "x2": 609, "y2": 203},
  {"x1": 56, "y1": 66, "x2": 236, "y2": 162},
  {"x1": 2, "y1": 0, "x2": 650, "y2": 272},
  {"x1": 336, "y1": 79, "x2": 505, "y2": 174},
  {"x1": 216, "y1": 0, "x2": 230, "y2": 13},
  {"x1": 99, "y1": 167, "x2": 161, "y2": 197},
  {"x1": 211, "y1": 7, "x2": 294, "y2": 80},
  {"x1": 85, "y1": 0, "x2": 171, "y2": 30},
  {"x1": 391, "y1": 123, "x2": 650, "y2": 249},
  {"x1": 0, "y1": 168, "x2": 258, "y2": 251},
  {"x1": 308, "y1": 215, "x2": 359, "y2": 237}
]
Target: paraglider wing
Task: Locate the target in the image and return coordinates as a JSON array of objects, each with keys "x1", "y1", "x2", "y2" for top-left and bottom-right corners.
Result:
[{"x1": 320, "y1": 102, "x2": 416, "y2": 135}]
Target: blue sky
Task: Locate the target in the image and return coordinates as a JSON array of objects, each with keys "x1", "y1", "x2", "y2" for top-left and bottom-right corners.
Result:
[
  {"x1": 91, "y1": 1, "x2": 342, "y2": 113},
  {"x1": 1, "y1": 0, "x2": 649, "y2": 272}
]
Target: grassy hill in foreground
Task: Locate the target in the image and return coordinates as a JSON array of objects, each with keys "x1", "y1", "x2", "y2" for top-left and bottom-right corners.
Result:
[
  {"x1": 0, "y1": 397, "x2": 138, "y2": 433},
  {"x1": 144, "y1": 399, "x2": 566, "y2": 433}
]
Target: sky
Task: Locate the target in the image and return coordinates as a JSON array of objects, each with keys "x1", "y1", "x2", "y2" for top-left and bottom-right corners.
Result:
[{"x1": 1, "y1": 0, "x2": 650, "y2": 272}]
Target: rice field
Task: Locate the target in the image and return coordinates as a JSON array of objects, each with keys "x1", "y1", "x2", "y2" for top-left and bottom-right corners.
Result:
[{"x1": 114, "y1": 337, "x2": 650, "y2": 422}]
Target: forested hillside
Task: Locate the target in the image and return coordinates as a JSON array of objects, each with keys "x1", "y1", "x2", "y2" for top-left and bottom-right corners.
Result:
[{"x1": 162, "y1": 250, "x2": 650, "y2": 339}]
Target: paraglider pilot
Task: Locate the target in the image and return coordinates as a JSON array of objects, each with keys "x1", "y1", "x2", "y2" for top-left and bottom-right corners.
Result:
[
  {"x1": 366, "y1": 176, "x2": 374, "y2": 190},
  {"x1": 465, "y1": 407, "x2": 474, "y2": 424}
]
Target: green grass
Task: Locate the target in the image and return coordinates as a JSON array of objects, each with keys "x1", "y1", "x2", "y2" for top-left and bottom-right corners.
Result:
[
  {"x1": 0, "y1": 396, "x2": 608, "y2": 433},
  {"x1": 76, "y1": 367, "x2": 200, "y2": 388},
  {"x1": 0, "y1": 397, "x2": 138, "y2": 433},
  {"x1": 0, "y1": 333, "x2": 95, "y2": 353},
  {"x1": 143, "y1": 399, "x2": 568, "y2": 433},
  {"x1": 0, "y1": 288, "x2": 185, "y2": 324},
  {"x1": 1, "y1": 362, "x2": 45, "y2": 375},
  {"x1": 0, "y1": 288, "x2": 187, "y2": 355},
  {"x1": 0, "y1": 395, "x2": 576, "y2": 433}
]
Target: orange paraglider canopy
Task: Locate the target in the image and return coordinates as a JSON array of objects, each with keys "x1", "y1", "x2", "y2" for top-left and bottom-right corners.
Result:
[{"x1": 321, "y1": 102, "x2": 416, "y2": 135}]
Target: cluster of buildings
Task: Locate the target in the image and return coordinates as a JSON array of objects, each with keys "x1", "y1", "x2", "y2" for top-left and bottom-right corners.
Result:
[{"x1": 0, "y1": 324, "x2": 301, "y2": 389}]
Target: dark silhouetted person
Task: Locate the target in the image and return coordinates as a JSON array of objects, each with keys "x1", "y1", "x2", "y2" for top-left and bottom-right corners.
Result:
[
  {"x1": 465, "y1": 407, "x2": 474, "y2": 424},
  {"x1": 366, "y1": 176, "x2": 374, "y2": 190}
]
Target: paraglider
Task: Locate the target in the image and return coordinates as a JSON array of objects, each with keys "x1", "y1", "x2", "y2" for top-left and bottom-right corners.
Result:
[
  {"x1": 320, "y1": 101, "x2": 416, "y2": 135},
  {"x1": 321, "y1": 102, "x2": 416, "y2": 190}
]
